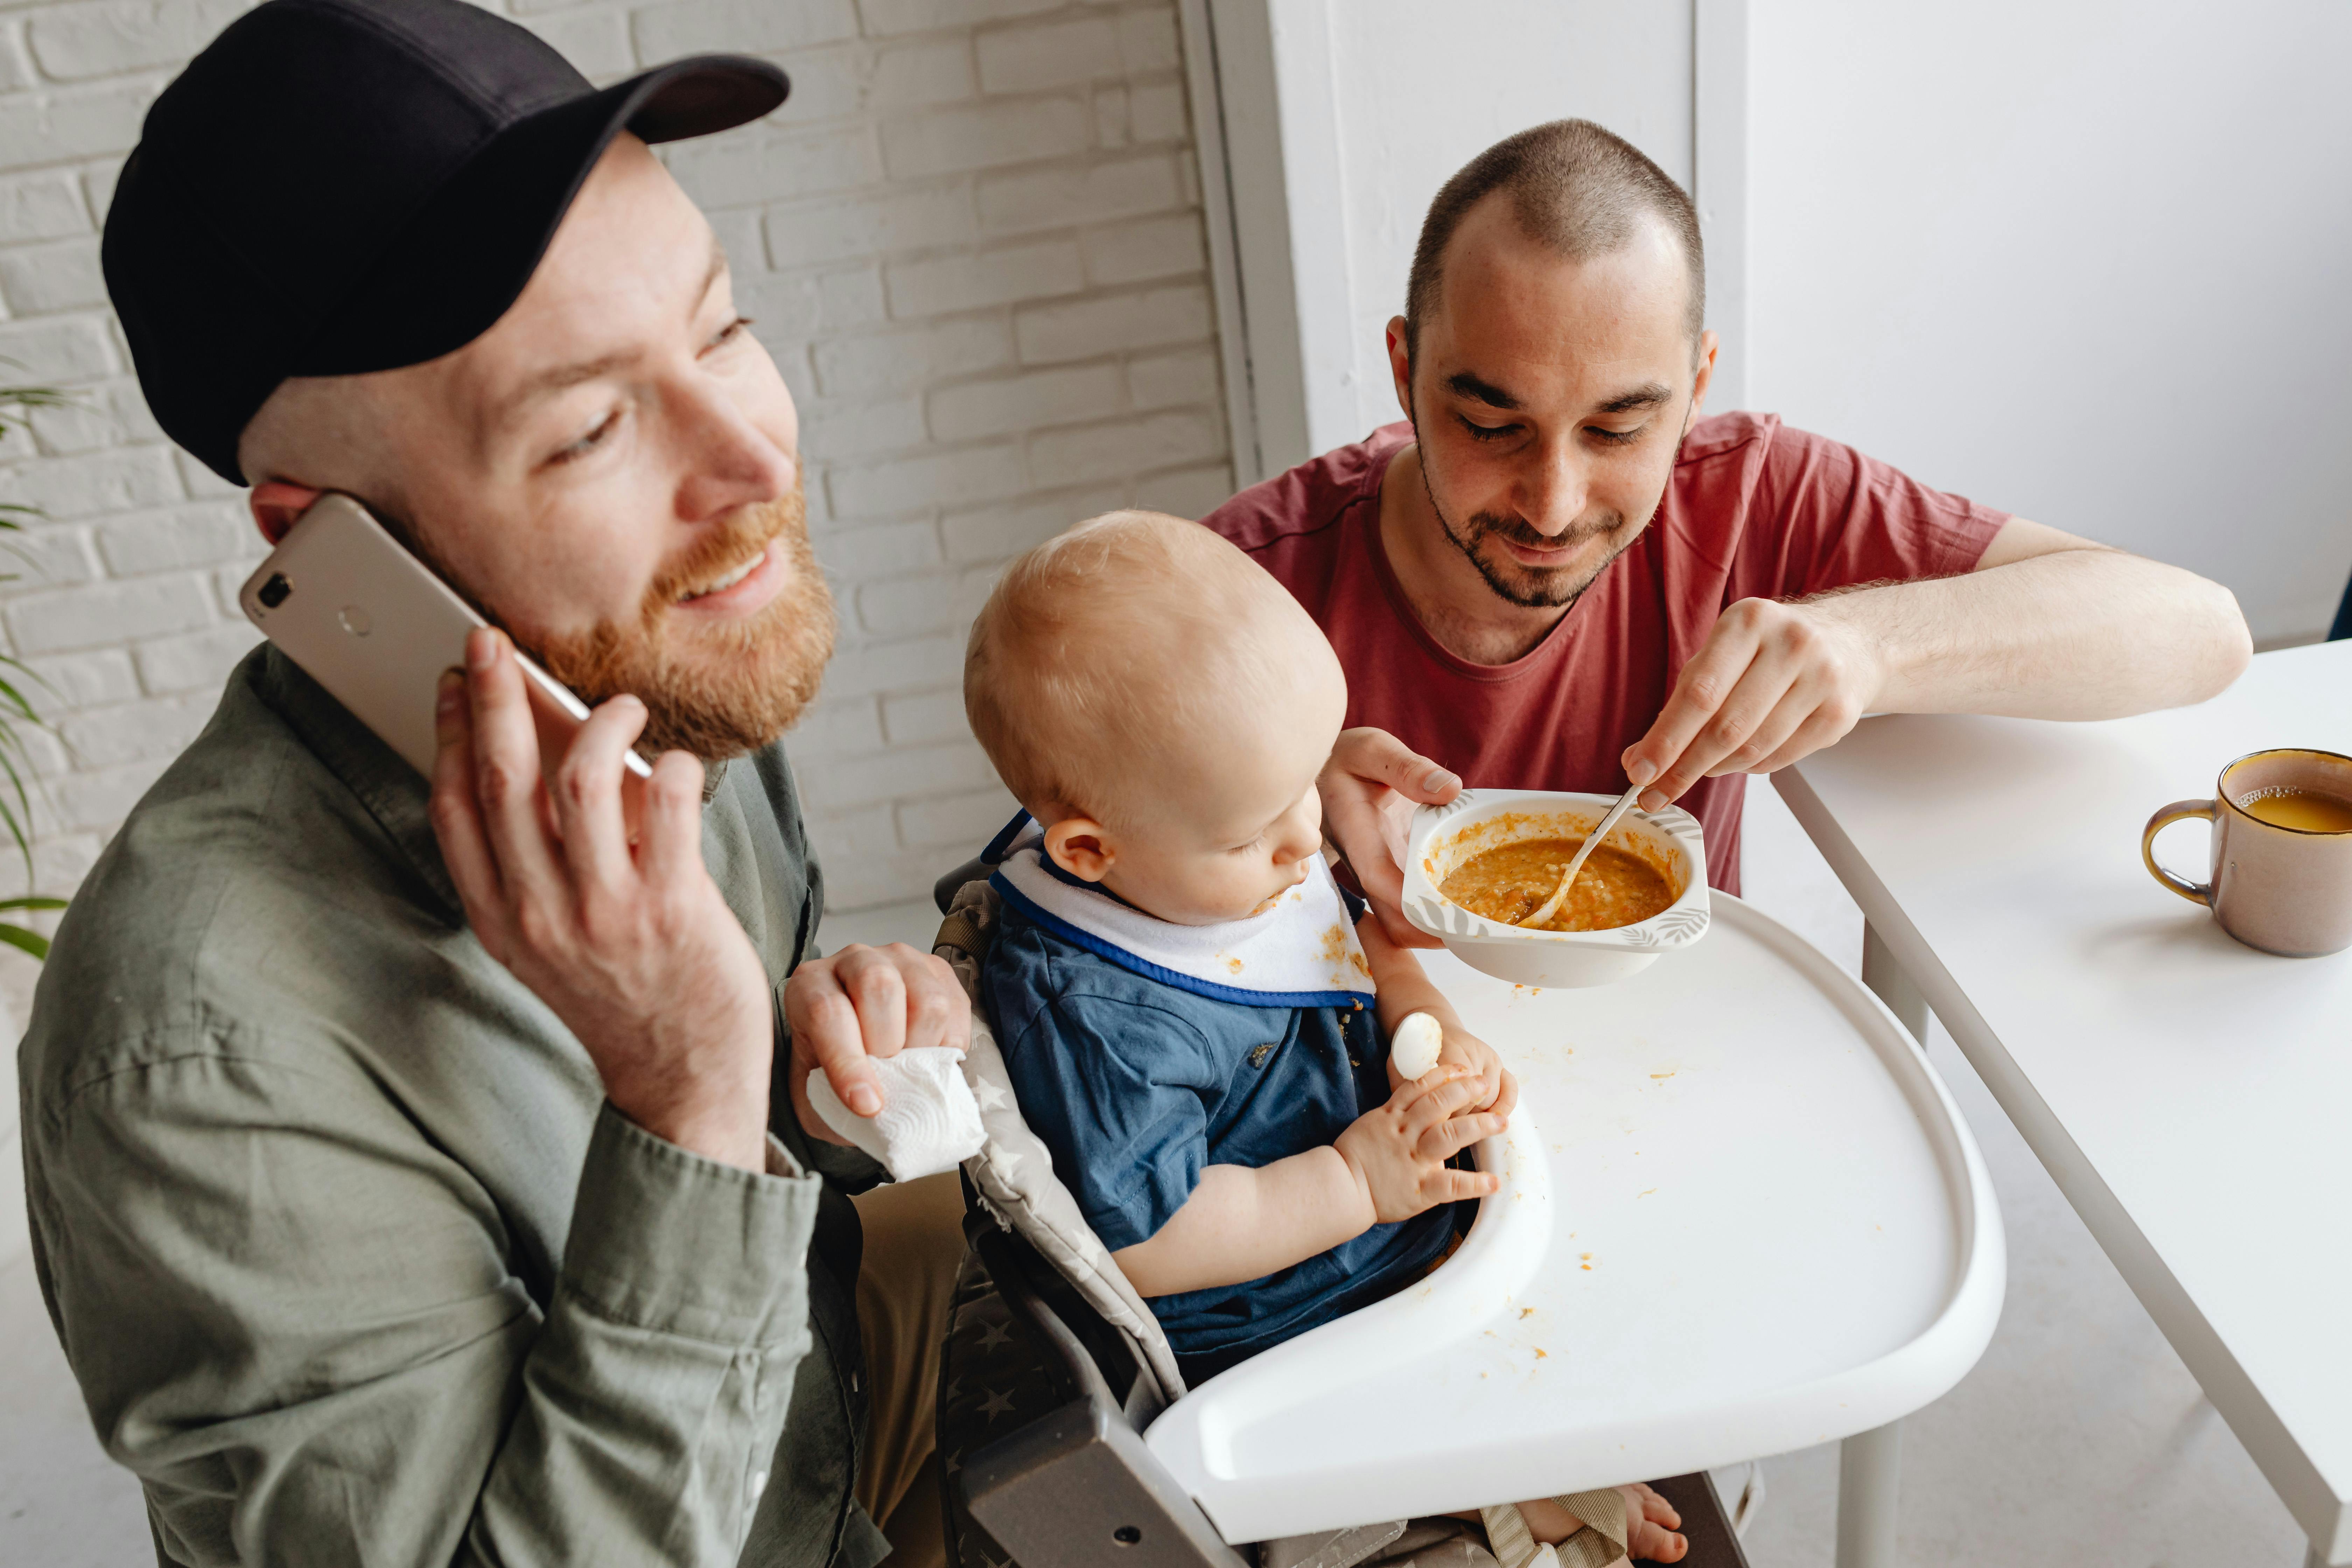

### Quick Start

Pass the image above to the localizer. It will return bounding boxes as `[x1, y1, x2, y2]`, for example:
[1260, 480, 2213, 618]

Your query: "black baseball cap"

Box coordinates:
[102, 0, 787, 485]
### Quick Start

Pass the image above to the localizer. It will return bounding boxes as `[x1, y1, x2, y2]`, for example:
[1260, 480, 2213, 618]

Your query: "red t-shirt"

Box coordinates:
[1200, 413, 2009, 895]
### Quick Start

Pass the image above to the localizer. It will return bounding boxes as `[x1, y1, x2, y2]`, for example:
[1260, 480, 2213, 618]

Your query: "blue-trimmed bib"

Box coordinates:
[984, 816, 1377, 1009]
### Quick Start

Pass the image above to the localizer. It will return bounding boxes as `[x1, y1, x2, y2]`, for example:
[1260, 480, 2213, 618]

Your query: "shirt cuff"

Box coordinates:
[561, 1102, 821, 1346]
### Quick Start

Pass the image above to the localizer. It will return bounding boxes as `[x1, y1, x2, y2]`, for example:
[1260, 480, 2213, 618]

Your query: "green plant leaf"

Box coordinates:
[0, 375, 77, 442]
[0, 670, 47, 721]
[0, 895, 66, 912]
[0, 923, 50, 960]
[0, 373, 75, 902]
[0, 652, 49, 880]
[0, 769, 41, 882]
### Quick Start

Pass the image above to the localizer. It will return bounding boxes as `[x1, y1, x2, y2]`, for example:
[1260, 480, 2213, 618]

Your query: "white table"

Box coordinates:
[1777, 640, 2352, 1568]
[1146, 901, 2003, 1561]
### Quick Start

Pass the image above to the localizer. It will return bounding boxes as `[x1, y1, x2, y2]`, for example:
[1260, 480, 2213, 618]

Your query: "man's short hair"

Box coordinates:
[1404, 119, 1706, 361]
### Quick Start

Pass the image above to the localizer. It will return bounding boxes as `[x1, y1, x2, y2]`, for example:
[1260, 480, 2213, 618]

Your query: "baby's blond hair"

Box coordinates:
[966, 511, 1330, 830]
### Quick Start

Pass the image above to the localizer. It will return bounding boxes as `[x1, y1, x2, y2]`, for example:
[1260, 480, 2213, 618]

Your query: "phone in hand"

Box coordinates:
[238, 492, 653, 800]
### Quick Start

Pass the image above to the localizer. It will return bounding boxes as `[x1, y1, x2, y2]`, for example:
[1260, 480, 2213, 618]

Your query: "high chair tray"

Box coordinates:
[1143, 894, 2004, 1542]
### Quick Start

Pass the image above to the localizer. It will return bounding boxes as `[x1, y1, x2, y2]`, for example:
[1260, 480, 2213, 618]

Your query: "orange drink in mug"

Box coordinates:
[2142, 747, 2352, 957]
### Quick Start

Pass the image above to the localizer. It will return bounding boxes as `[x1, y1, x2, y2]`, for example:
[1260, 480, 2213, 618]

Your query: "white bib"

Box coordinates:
[986, 817, 1377, 1007]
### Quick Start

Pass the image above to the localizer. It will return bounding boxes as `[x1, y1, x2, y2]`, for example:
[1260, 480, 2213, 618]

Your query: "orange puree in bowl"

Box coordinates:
[1439, 836, 1674, 932]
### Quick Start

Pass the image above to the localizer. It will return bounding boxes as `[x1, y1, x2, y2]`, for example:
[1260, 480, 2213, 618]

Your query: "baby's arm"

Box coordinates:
[1113, 1070, 1502, 1297]
[1357, 914, 1520, 1118]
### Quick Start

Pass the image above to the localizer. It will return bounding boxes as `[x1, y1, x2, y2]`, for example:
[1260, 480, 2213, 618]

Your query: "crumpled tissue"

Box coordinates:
[808, 1047, 986, 1181]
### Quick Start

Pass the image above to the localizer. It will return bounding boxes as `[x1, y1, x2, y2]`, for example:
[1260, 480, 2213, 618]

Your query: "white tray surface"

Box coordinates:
[1146, 896, 2002, 1542]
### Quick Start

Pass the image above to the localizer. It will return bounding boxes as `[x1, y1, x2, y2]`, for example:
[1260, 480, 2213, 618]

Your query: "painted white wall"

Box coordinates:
[1747, 1, 2352, 643]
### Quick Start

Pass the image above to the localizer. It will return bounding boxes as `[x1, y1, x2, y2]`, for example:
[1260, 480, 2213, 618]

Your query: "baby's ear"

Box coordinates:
[1043, 815, 1115, 882]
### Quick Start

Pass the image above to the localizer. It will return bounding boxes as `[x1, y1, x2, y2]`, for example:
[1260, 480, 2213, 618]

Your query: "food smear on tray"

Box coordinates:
[1439, 836, 1675, 932]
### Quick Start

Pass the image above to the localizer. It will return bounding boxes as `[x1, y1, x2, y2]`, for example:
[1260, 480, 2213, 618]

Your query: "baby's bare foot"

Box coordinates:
[1617, 1481, 1687, 1563]
[1488, 1481, 1686, 1565]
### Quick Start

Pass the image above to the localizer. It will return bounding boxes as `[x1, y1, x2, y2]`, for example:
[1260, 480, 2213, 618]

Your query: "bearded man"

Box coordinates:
[1214, 120, 2252, 930]
[19, 4, 976, 1565]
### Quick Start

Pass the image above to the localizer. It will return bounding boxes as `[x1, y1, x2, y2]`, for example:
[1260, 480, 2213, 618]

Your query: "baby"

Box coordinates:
[962, 511, 1688, 1568]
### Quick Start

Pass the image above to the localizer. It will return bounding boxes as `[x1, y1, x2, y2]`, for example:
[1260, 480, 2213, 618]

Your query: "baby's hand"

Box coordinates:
[1336, 1068, 1504, 1224]
[1436, 1024, 1518, 1119]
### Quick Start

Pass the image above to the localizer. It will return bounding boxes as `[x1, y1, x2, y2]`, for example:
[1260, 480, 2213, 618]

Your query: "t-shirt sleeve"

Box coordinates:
[1734, 426, 2011, 603]
[1001, 990, 1225, 1254]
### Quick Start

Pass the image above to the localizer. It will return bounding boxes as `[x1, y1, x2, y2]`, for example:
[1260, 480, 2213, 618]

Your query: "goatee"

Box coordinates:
[1425, 478, 1633, 611]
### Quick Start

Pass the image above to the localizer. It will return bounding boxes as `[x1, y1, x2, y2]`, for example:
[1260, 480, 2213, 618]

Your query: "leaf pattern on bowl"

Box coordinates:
[1421, 790, 1483, 828]
[1409, 895, 1489, 938]
[1646, 906, 1711, 945]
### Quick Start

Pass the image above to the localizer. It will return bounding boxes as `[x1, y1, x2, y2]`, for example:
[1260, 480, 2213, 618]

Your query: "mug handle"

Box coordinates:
[2141, 799, 2216, 905]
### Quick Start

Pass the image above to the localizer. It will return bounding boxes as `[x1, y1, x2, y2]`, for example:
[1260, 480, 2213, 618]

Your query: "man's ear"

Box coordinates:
[1686, 328, 1719, 432]
[249, 481, 323, 546]
[1043, 815, 1116, 882]
[1385, 315, 1413, 421]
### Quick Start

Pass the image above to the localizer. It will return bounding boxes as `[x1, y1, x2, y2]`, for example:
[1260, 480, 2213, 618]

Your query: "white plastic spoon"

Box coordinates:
[1518, 782, 1645, 929]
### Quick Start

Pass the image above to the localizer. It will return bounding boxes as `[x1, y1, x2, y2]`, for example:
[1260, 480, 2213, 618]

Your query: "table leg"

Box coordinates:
[1835, 1421, 1902, 1568]
[1861, 922, 1930, 1044]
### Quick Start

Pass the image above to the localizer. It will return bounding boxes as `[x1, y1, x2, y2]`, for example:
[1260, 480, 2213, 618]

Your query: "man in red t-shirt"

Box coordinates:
[1219, 120, 2250, 928]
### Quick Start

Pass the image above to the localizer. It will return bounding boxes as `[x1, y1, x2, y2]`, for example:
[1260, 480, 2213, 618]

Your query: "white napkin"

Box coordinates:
[807, 1047, 985, 1181]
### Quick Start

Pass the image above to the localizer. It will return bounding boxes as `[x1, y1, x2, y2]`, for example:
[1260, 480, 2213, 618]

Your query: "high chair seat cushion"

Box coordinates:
[938, 1247, 1074, 1568]
[936, 880, 1186, 1403]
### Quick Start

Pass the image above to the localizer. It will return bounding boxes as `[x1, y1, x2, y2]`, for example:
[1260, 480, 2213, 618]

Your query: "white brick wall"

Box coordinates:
[0, 0, 1236, 1015]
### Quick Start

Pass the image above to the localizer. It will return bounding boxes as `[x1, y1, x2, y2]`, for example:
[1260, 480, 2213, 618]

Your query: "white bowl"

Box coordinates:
[1402, 788, 1711, 988]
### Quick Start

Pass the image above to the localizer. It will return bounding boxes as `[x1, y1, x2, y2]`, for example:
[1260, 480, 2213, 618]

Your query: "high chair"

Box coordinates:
[925, 856, 2003, 1568]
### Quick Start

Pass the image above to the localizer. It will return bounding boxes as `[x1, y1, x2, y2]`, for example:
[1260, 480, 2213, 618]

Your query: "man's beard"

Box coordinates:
[1407, 395, 1664, 611]
[1422, 466, 1637, 611]
[536, 480, 836, 761]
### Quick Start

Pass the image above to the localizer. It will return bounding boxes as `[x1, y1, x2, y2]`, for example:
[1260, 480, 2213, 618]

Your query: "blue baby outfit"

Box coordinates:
[978, 816, 1455, 1380]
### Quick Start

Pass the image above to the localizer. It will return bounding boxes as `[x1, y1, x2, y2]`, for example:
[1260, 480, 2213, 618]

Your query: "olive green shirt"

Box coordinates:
[17, 647, 895, 1568]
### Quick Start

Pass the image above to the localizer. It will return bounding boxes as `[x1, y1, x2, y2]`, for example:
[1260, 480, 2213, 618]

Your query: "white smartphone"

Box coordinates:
[238, 492, 654, 786]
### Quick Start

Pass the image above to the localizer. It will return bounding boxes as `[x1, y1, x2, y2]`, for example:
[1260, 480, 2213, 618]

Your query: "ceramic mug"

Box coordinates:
[2141, 747, 2352, 957]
